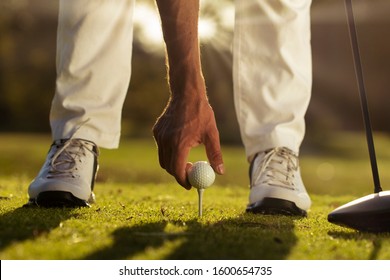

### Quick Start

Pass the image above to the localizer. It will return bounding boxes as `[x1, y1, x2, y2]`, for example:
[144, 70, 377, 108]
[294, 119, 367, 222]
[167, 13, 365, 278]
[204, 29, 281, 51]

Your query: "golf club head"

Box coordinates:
[328, 190, 390, 232]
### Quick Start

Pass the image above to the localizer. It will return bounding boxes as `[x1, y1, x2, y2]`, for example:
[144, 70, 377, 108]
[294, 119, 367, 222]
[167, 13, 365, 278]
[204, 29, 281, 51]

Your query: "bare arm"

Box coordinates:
[153, 0, 224, 189]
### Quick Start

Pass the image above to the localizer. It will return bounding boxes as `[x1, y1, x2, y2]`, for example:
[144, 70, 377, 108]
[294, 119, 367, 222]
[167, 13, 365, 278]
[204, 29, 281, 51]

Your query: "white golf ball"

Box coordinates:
[187, 161, 215, 189]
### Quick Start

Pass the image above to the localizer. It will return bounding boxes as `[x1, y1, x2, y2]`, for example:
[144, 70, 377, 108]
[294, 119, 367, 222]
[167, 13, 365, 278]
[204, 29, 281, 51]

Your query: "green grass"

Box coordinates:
[1, 133, 390, 260]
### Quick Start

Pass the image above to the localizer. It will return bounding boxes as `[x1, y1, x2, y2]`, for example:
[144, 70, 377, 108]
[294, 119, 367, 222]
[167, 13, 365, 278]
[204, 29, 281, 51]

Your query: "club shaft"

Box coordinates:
[345, 0, 382, 193]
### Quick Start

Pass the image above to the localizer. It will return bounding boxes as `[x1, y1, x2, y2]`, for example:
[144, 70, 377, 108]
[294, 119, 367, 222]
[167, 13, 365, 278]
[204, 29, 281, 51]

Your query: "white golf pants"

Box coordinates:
[234, 0, 312, 160]
[51, 0, 312, 159]
[51, 0, 135, 148]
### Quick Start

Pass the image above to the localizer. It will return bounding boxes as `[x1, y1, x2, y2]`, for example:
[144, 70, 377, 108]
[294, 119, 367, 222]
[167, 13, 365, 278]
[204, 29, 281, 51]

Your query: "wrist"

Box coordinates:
[169, 68, 207, 100]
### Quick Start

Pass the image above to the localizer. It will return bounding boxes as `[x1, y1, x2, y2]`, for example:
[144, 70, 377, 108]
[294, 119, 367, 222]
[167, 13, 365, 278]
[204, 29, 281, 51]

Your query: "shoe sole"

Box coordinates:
[32, 191, 92, 208]
[246, 197, 307, 217]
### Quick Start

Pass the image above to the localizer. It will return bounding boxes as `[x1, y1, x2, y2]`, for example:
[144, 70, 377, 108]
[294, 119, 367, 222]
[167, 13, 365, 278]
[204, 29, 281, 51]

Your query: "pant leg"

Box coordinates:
[233, 0, 312, 160]
[51, 0, 135, 149]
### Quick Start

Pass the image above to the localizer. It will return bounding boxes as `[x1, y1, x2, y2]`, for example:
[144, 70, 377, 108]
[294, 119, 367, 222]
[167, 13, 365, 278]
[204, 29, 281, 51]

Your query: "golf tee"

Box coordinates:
[197, 188, 204, 218]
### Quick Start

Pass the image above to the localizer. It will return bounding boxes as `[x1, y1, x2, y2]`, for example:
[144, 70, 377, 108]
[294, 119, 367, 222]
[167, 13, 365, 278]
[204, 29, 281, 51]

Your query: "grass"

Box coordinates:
[1, 133, 390, 260]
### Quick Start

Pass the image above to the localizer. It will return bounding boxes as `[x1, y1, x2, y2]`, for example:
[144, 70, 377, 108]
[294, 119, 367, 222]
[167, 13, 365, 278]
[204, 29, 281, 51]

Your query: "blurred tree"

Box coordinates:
[0, 0, 55, 132]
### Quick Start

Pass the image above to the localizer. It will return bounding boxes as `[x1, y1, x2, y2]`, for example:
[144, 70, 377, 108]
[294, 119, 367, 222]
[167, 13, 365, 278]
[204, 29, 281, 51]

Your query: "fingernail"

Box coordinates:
[216, 164, 225, 175]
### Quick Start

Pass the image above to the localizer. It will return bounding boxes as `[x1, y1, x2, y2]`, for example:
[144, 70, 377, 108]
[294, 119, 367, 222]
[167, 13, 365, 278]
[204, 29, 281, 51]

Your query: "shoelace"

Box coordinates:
[47, 138, 98, 179]
[252, 147, 298, 190]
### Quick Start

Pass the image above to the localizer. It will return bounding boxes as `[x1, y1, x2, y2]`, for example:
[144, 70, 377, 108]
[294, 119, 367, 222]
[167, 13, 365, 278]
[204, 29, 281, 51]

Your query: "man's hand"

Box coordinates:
[153, 95, 224, 189]
[154, 0, 224, 188]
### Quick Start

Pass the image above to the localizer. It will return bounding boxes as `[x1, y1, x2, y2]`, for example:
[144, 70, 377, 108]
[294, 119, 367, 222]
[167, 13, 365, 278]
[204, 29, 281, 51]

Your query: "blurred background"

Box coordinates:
[1, 0, 390, 146]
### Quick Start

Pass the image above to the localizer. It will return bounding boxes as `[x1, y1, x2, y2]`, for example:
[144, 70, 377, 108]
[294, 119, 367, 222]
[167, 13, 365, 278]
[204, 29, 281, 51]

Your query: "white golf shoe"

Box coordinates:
[246, 147, 311, 216]
[27, 138, 99, 207]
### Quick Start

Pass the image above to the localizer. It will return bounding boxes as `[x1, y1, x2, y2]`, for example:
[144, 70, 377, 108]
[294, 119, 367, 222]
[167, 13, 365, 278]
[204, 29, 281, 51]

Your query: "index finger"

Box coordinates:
[170, 145, 192, 190]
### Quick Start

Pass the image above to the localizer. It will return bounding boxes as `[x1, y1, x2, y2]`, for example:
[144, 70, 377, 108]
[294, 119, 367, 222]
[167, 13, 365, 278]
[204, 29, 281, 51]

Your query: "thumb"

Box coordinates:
[204, 130, 224, 175]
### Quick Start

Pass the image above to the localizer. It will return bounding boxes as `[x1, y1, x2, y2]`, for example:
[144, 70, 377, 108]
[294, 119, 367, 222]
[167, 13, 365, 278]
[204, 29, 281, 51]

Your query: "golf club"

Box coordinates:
[327, 0, 390, 232]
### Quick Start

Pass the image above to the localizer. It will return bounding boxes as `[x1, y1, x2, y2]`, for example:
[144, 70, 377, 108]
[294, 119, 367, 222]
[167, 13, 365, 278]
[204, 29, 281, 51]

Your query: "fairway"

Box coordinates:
[1, 133, 390, 259]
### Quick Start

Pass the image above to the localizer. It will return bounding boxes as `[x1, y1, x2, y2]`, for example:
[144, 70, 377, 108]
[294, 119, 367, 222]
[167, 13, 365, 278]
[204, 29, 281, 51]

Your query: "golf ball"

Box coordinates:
[188, 161, 215, 189]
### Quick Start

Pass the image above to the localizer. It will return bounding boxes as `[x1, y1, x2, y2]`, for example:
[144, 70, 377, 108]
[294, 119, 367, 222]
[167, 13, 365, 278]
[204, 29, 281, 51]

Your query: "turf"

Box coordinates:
[1, 133, 390, 260]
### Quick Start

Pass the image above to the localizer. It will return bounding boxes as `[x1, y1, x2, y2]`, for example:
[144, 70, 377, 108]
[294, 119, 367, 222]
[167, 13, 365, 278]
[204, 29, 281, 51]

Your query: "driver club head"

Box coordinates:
[328, 190, 390, 232]
[328, 0, 390, 233]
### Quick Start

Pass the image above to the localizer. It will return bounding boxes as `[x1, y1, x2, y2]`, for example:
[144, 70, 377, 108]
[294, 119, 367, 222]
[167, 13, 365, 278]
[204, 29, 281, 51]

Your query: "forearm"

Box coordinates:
[155, 0, 205, 100]
[153, 0, 224, 187]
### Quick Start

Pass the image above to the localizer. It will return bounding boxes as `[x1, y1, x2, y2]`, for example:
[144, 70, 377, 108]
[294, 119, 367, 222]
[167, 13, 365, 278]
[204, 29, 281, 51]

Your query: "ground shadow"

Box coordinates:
[84, 214, 299, 260]
[328, 230, 390, 260]
[0, 206, 74, 253]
